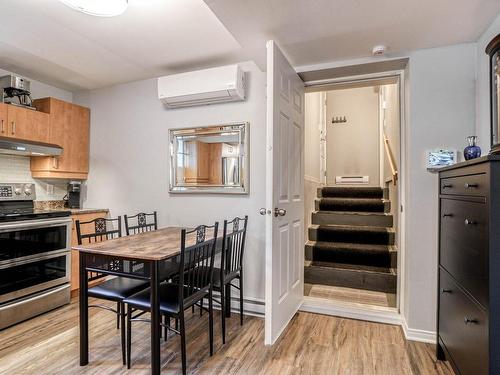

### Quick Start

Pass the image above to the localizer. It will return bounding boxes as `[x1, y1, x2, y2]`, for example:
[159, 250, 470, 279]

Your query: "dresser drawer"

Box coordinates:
[439, 269, 488, 375]
[440, 198, 488, 307]
[440, 173, 487, 196]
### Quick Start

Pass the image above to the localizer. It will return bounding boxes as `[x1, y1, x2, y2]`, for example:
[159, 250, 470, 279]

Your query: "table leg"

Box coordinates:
[150, 260, 161, 375]
[79, 252, 89, 366]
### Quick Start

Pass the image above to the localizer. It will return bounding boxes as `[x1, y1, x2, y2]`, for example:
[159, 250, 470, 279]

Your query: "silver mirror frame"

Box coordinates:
[169, 122, 249, 194]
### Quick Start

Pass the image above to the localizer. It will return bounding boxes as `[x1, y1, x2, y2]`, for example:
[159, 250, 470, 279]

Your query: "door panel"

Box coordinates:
[265, 40, 305, 345]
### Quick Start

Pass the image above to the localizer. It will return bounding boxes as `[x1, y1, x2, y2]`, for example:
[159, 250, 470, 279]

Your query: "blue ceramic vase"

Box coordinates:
[463, 136, 481, 160]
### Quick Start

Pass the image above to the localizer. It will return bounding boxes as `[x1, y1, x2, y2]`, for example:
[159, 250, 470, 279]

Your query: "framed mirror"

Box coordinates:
[486, 34, 500, 154]
[169, 122, 249, 194]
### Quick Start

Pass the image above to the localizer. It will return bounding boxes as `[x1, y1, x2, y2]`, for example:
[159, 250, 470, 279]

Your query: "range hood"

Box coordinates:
[0, 136, 63, 156]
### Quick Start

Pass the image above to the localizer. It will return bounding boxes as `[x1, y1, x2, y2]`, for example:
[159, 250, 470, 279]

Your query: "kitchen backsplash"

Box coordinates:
[0, 154, 68, 201]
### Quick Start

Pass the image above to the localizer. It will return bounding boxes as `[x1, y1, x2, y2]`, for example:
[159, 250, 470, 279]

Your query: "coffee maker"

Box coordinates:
[66, 181, 81, 209]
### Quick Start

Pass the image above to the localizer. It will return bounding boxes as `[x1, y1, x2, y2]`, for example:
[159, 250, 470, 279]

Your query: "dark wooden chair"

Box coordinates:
[124, 211, 158, 235]
[75, 216, 149, 365]
[213, 216, 248, 344]
[124, 223, 219, 374]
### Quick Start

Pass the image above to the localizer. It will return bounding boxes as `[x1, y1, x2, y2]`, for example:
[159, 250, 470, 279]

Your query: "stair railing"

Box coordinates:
[383, 132, 398, 186]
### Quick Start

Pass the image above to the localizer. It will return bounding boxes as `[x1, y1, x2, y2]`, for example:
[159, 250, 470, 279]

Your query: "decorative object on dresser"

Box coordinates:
[486, 33, 500, 155]
[436, 155, 500, 375]
[463, 136, 482, 160]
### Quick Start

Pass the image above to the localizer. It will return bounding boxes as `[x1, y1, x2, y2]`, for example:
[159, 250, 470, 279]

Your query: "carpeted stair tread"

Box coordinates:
[309, 224, 395, 245]
[308, 241, 394, 268]
[311, 261, 395, 274]
[313, 210, 390, 217]
[320, 187, 384, 199]
[318, 197, 386, 213]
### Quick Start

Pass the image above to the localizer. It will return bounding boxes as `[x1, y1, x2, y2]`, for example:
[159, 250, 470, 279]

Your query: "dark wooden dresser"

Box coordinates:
[437, 155, 500, 375]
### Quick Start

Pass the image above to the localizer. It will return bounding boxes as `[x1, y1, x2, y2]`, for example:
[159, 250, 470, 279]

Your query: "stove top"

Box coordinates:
[0, 183, 71, 223]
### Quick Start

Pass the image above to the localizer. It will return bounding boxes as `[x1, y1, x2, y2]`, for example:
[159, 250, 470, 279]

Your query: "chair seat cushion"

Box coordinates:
[88, 277, 149, 301]
[124, 283, 182, 315]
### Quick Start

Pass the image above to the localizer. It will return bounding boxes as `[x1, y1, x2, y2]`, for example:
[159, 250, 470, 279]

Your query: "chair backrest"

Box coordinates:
[221, 216, 248, 278]
[76, 216, 122, 245]
[178, 223, 219, 309]
[124, 211, 158, 235]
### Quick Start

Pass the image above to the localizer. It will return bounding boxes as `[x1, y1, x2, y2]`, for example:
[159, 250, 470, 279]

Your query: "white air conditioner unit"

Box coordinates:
[158, 64, 246, 109]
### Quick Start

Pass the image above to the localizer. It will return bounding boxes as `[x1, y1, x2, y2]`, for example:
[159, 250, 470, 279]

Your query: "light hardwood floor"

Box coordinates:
[0, 298, 454, 374]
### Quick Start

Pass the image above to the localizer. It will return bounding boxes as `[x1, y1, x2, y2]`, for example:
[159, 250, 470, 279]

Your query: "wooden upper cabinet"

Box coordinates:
[30, 98, 90, 179]
[0, 103, 50, 143]
[0, 103, 6, 137]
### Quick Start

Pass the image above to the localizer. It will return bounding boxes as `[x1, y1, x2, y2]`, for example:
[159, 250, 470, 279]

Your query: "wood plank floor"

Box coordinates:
[0, 298, 454, 374]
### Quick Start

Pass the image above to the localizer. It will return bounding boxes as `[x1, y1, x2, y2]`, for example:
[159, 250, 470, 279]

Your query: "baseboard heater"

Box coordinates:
[335, 176, 369, 184]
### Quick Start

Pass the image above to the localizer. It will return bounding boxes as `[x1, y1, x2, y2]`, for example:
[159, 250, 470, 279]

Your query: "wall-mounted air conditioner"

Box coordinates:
[158, 64, 246, 109]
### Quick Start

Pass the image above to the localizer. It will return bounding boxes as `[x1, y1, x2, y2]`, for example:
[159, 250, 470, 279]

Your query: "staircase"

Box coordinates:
[304, 186, 397, 293]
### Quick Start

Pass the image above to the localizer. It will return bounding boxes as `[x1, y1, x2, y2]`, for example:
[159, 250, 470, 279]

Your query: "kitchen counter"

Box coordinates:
[34, 200, 108, 215]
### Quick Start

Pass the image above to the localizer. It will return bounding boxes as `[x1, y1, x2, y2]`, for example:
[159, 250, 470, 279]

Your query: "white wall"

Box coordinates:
[0, 68, 74, 200]
[74, 61, 267, 302]
[405, 43, 476, 332]
[476, 14, 500, 152]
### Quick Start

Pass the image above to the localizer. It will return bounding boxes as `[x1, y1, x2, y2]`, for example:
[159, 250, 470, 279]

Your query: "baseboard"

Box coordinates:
[401, 318, 436, 343]
[204, 292, 264, 318]
[305, 175, 321, 184]
[300, 296, 402, 326]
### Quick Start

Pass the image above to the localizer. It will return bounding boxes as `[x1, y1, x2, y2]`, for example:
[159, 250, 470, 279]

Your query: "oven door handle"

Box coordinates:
[0, 217, 72, 232]
[0, 250, 71, 270]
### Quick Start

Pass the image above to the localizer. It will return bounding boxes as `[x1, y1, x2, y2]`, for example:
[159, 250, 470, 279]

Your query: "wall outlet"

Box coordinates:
[46, 183, 54, 196]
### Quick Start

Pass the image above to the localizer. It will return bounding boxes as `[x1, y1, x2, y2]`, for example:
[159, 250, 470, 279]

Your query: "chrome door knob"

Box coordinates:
[259, 208, 268, 216]
[274, 208, 286, 217]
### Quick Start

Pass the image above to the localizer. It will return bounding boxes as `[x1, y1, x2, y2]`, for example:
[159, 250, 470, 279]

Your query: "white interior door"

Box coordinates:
[264, 40, 305, 345]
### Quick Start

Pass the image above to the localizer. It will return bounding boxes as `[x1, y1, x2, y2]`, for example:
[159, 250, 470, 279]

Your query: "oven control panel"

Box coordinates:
[0, 183, 36, 201]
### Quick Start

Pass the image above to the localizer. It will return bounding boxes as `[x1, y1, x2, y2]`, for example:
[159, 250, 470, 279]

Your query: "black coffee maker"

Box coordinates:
[66, 181, 81, 209]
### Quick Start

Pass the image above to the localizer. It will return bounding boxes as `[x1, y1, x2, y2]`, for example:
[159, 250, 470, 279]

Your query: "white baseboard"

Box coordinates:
[304, 175, 321, 184]
[401, 318, 436, 343]
[300, 297, 402, 326]
[205, 293, 264, 318]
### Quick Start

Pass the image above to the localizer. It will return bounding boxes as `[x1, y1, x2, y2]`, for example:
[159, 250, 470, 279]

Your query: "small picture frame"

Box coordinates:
[426, 149, 458, 171]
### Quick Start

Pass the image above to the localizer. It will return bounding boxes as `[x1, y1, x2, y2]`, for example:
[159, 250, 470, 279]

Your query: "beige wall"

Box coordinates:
[326, 86, 380, 186]
[304, 92, 322, 239]
[381, 83, 400, 241]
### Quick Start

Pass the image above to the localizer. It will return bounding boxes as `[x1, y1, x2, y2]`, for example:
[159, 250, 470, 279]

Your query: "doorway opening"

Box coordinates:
[303, 77, 401, 311]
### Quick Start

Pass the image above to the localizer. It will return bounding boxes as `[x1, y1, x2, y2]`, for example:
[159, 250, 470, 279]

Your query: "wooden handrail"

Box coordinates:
[383, 132, 398, 186]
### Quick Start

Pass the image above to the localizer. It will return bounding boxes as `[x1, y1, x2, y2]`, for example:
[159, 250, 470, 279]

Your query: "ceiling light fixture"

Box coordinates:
[59, 0, 128, 17]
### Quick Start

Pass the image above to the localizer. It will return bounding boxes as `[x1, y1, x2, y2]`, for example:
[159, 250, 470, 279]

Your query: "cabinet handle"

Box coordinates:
[464, 183, 478, 189]
[441, 289, 452, 294]
[442, 213, 453, 218]
[442, 184, 453, 189]
[0, 119, 4, 133]
[464, 219, 476, 226]
[11, 121, 15, 135]
[52, 157, 59, 169]
[464, 317, 478, 325]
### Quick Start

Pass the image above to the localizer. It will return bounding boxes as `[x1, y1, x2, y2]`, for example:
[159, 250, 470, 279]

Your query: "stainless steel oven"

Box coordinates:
[0, 183, 72, 329]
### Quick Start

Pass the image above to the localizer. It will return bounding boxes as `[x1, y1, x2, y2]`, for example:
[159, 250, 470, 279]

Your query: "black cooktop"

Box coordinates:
[0, 201, 71, 223]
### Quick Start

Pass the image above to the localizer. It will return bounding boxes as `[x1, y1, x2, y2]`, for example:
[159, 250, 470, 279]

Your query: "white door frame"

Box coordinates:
[299, 69, 407, 324]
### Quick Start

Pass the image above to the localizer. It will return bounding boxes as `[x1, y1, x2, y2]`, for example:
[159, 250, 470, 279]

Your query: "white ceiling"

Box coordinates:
[0, 0, 499, 92]
[204, 0, 500, 68]
[0, 0, 244, 90]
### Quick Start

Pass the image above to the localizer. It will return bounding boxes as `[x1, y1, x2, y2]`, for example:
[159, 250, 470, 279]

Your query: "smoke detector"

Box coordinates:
[372, 45, 387, 56]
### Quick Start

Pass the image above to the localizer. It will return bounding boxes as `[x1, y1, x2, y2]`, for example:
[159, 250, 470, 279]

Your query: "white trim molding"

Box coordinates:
[304, 174, 321, 184]
[300, 297, 402, 326]
[402, 318, 437, 343]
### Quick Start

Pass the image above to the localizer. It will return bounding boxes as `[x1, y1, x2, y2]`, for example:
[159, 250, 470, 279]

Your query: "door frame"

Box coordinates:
[299, 69, 407, 324]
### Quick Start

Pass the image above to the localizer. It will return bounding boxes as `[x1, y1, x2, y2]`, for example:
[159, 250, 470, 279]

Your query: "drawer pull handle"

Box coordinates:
[464, 183, 478, 189]
[464, 219, 477, 226]
[442, 184, 453, 189]
[464, 317, 478, 325]
[442, 213, 453, 218]
[441, 289, 452, 294]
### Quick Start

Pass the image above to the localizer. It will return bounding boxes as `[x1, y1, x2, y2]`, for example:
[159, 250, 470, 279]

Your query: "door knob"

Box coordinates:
[259, 208, 270, 216]
[464, 219, 476, 226]
[274, 208, 286, 217]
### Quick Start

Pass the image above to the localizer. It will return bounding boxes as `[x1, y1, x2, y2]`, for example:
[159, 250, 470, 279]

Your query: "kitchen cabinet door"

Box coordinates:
[6, 104, 49, 143]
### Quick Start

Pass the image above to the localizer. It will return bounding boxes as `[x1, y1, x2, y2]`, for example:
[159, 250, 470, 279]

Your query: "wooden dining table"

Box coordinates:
[73, 226, 226, 375]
